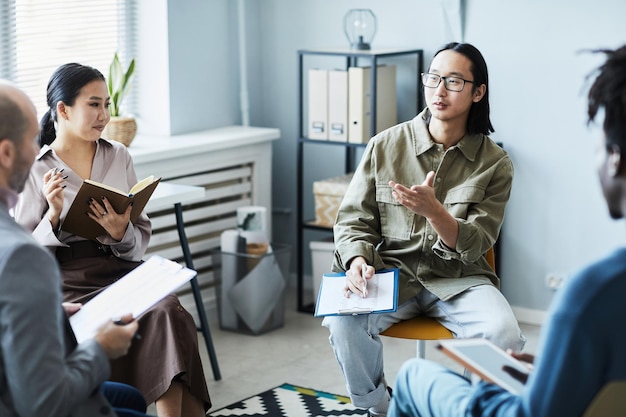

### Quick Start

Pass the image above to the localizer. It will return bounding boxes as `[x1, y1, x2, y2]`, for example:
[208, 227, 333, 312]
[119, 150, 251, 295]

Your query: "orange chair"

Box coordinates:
[582, 381, 626, 417]
[380, 247, 496, 358]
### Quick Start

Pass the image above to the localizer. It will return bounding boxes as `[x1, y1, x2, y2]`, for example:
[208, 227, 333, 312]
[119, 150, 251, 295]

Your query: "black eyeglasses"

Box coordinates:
[421, 72, 475, 92]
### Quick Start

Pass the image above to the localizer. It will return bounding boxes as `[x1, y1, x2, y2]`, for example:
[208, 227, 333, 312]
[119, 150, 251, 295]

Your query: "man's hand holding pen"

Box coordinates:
[344, 257, 371, 299]
[94, 313, 139, 360]
[114, 318, 142, 341]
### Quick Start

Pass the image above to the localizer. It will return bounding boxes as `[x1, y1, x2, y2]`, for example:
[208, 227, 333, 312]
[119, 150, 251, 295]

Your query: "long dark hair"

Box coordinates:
[39, 63, 106, 147]
[428, 42, 494, 135]
[587, 46, 626, 150]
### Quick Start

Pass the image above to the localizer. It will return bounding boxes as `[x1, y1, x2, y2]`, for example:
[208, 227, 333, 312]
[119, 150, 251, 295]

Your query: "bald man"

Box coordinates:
[0, 81, 149, 417]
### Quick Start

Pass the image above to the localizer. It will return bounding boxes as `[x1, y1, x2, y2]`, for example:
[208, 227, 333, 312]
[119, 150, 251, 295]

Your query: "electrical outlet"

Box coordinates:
[545, 273, 564, 290]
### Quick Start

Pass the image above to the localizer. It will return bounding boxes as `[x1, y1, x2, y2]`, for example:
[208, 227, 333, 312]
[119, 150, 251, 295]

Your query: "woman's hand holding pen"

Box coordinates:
[87, 196, 132, 241]
[343, 256, 372, 299]
[43, 167, 67, 229]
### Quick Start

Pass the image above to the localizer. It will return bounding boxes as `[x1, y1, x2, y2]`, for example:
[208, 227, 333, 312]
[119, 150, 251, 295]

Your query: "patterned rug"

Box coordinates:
[207, 383, 367, 416]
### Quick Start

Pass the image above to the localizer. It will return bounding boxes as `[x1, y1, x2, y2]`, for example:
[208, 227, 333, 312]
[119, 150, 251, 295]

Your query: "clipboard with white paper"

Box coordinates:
[314, 268, 399, 317]
[69, 255, 196, 343]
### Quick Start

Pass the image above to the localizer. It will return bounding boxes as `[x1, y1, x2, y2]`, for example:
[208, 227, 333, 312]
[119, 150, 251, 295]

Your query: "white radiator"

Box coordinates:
[129, 126, 280, 323]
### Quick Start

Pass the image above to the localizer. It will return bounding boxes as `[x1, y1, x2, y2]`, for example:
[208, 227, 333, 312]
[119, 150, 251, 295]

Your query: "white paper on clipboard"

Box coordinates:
[69, 255, 196, 343]
[314, 269, 398, 317]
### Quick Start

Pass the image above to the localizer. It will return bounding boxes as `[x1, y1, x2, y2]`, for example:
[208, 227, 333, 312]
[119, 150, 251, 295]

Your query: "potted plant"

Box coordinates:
[102, 52, 137, 146]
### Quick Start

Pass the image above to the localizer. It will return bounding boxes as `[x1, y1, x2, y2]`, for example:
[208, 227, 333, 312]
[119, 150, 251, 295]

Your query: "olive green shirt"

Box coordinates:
[332, 109, 513, 304]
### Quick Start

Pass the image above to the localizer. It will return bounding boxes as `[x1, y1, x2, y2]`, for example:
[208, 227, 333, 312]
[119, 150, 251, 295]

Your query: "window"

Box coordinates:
[0, 0, 137, 118]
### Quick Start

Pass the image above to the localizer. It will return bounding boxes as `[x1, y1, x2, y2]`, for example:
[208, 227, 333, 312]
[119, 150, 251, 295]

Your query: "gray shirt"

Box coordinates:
[333, 109, 513, 304]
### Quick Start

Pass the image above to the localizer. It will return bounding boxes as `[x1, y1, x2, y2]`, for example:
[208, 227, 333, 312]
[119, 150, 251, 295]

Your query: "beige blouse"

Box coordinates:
[14, 139, 151, 262]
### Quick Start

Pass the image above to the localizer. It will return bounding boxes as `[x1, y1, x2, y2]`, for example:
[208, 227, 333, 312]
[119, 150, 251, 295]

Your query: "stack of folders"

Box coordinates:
[307, 65, 397, 144]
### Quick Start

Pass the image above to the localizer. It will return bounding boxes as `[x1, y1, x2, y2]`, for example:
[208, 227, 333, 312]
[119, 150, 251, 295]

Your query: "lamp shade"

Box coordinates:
[343, 9, 377, 50]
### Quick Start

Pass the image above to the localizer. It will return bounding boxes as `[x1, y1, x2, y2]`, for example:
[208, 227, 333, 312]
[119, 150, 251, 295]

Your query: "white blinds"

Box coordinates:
[0, 0, 137, 118]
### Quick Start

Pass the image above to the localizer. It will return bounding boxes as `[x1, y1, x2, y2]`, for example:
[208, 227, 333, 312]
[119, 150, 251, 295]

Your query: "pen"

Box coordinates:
[361, 263, 368, 298]
[113, 318, 142, 341]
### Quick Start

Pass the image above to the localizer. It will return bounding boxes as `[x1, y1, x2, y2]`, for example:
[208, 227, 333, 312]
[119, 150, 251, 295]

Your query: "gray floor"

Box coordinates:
[184, 290, 543, 414]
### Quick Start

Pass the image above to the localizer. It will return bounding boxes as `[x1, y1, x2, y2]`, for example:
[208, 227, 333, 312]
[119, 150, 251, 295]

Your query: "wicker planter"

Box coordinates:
[102, 116, 137, 147]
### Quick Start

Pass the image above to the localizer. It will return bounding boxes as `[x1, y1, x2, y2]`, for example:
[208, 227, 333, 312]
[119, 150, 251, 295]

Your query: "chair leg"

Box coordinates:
[417, 340, 426, 359]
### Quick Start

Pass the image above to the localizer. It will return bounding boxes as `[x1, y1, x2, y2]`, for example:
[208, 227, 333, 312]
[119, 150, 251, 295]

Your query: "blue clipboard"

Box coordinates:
[314, 268, 399, 317]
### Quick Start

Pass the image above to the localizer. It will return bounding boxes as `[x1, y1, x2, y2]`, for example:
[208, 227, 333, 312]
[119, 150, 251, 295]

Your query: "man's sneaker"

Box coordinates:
[367, 386, 393, 417]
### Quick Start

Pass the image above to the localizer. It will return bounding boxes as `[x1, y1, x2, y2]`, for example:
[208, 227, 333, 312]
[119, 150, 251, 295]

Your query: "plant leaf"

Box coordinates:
[107, 52, 135, 117]
[121, 58, 135, 91]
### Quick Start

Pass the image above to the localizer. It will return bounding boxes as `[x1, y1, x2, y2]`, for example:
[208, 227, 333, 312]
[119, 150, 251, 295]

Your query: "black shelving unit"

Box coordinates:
[296, 47, 424, 313]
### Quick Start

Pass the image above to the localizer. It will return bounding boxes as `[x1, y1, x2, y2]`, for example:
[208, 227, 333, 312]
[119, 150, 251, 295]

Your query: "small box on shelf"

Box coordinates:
[310, 238, 335, 302]
[312, 173, 354, 227]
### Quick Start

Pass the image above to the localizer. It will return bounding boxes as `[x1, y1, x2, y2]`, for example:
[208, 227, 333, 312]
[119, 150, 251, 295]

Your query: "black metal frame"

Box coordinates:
[296, 48, 424, 313]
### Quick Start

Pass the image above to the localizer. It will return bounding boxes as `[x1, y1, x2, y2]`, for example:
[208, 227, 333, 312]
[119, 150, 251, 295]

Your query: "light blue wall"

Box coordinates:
[167, 0, 239, 134]
[164, 0, 626, 312]
[460, 0, 626, 311]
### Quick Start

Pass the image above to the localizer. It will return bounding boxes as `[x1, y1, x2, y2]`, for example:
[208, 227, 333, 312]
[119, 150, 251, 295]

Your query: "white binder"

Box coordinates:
[327, 69, 348, 142]
[348, 65, 397, 144]
[308, 68, 329, 140]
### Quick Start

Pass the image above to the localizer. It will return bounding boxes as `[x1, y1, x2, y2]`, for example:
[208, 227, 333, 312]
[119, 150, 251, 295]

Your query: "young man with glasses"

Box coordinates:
[322, 42, 524, 417]
[387, 44, 626, 417]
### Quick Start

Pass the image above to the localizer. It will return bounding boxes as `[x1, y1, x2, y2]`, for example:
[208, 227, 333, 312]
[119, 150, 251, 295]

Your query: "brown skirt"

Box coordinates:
[59, 253, 211, 410]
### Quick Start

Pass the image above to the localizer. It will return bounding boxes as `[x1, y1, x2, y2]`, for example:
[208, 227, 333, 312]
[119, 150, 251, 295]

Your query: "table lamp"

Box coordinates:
[343, 9, 377, 50]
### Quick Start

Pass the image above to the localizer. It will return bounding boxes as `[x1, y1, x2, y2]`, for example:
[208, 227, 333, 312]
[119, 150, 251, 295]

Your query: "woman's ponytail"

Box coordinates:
[38, 109, 56, 147]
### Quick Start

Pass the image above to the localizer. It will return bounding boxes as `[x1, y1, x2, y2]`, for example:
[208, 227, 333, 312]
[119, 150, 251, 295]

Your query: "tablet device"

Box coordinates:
[437, 338, 528, 394]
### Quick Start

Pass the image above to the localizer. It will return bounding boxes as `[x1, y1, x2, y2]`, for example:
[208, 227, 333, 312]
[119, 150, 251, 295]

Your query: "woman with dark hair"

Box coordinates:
[13, 63, 211, 417]
[322, 42, 524, 416]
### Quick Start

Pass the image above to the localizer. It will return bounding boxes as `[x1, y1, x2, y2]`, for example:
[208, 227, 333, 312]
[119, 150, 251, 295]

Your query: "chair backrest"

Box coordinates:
[582, 381, 626, 417]
[486, 246, 495, 272]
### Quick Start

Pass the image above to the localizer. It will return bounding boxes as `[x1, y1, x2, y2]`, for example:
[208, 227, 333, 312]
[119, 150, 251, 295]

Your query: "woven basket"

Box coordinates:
[102, 116, 137, 147]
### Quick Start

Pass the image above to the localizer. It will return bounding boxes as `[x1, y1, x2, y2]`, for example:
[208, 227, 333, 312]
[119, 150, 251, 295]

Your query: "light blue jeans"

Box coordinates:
[322, 284, 525, 409]
[388, 358, 473, 417]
